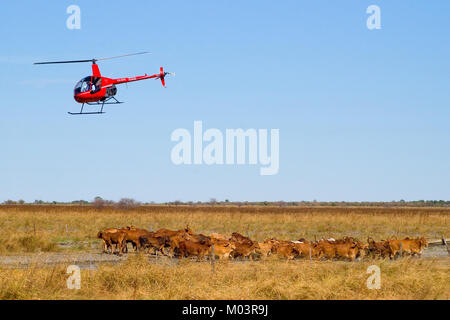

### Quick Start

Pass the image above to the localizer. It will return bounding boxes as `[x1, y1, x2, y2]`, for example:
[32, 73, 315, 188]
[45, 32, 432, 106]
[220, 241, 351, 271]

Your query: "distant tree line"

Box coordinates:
[2, 198, 449, 207]
[1, 197, 141, 209]
[164, 199, 450, 207]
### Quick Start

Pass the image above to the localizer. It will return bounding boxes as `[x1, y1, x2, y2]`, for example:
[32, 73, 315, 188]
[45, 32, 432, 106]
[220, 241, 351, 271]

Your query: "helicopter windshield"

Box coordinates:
[74, 76, 92, 95]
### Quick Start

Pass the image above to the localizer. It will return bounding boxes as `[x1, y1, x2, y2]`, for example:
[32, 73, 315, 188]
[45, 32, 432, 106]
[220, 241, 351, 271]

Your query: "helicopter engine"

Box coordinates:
[105, 85, 117, 98]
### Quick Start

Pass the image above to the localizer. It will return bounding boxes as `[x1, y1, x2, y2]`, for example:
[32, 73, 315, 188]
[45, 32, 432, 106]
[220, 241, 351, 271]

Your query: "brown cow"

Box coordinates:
[292, 242, 323, 259]
[358, 243, 370, 259]
[263, 238, 291, 252]
[316, 241, 337, 260]
[231, 242, 260, 260]
[230, 232, 254, 246]
[165, 233, 190, 257]
[210, 240, 236, 260]
[139, 233, 169, 255]
[97, 228, 120, 253]
[316, 240, 361, 261]
[334, 242, 361, 261]
[185, 233, 212, 246]
[367, 237, 392, 259]
[256, 241, 273, 258]
[388, 237, 428, 258]
[121, 228, 153, 252]
[120, 226, 148, 252]
[98, 230, 127, 256]
[178, 239, 211, 261]
[273, 243, 297, 260]
[154, 226, 193, 238]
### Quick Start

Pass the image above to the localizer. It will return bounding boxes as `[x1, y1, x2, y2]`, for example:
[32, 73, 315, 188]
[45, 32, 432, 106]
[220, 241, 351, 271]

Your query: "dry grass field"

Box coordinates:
[0, 205, 448, 300]
[0, 254, 449, 300]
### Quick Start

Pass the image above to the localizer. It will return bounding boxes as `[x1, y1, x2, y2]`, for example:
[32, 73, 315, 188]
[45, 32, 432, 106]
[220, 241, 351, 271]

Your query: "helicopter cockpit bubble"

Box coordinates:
[74, 76, 92, 95]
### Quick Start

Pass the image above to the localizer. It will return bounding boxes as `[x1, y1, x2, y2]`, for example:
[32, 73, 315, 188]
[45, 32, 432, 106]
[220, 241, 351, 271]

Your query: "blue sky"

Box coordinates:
[0, 0, 449, 202]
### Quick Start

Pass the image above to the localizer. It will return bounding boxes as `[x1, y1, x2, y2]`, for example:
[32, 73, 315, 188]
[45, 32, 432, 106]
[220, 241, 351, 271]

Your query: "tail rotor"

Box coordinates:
[155, 67, 175, 88]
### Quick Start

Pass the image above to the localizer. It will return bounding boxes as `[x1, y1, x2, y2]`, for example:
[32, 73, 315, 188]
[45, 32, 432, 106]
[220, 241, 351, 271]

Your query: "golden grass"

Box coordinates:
[0, 205, 448, 300]
[0, 205, 448, 254]
[0, 254, 448, 300]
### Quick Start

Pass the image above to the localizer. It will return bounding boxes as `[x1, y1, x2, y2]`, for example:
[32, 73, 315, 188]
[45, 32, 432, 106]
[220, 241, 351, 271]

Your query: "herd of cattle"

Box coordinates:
[96, 226, 429, 261]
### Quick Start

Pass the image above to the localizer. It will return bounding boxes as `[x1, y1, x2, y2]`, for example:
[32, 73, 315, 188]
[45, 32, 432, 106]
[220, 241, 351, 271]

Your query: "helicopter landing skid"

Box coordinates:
[68, 97, 123, 115]
[68, 111, 106, 115]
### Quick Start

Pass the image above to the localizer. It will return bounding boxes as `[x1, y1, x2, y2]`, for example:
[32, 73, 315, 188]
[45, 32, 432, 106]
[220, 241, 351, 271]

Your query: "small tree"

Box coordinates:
[92, 197, 105, 209]
[116, 198, 141, 210]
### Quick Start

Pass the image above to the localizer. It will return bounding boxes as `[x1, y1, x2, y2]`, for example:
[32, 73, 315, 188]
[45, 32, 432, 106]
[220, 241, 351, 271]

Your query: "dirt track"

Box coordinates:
[0, 243, 448, 269]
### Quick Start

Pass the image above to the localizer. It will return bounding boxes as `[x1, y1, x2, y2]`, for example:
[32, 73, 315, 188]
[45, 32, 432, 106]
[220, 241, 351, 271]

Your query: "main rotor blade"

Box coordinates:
[96, 51, 150, 61]
[34, 59, 93, 65]
[34, 52, 150, 65]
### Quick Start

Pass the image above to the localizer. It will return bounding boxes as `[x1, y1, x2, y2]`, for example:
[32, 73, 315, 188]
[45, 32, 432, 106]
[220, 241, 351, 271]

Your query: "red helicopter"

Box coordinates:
[34, 52, 174, 115]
